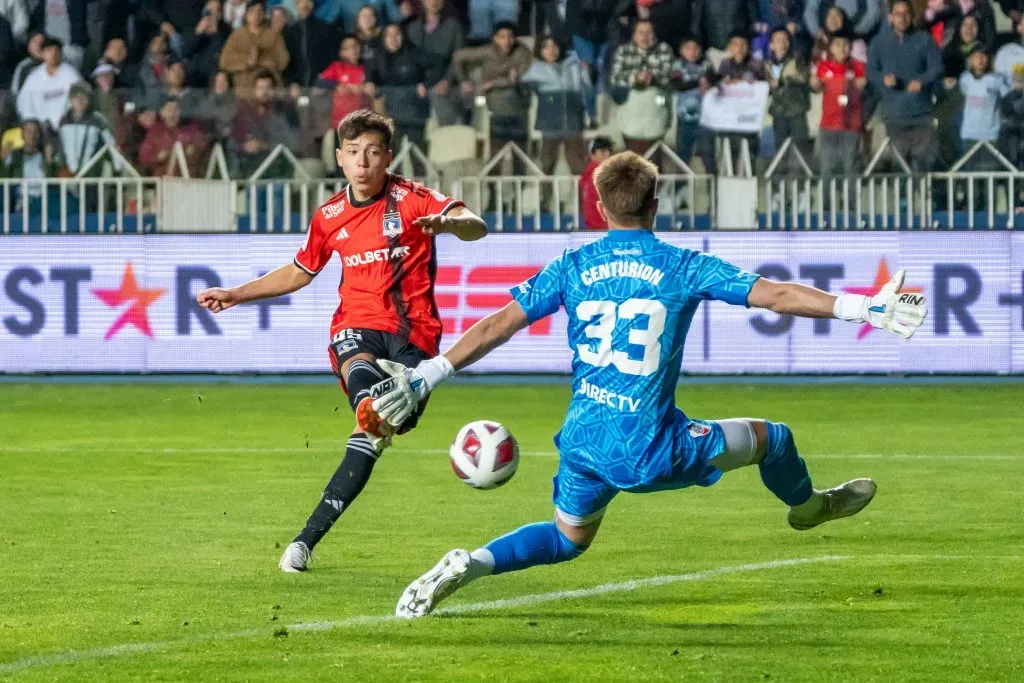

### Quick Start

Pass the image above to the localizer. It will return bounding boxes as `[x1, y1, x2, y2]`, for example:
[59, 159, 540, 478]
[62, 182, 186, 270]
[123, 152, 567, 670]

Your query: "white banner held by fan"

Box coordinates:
[699, 81, 770, 134]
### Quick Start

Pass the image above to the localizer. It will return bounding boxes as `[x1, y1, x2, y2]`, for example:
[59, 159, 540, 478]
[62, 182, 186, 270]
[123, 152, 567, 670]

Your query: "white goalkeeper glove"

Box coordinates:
[369, 356, 455, 428]
[833, 269, 927, 339]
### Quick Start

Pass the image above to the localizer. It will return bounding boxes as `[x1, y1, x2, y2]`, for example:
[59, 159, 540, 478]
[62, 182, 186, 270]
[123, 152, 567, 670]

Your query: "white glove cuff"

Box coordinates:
[417, 355, 455, 392]
[833, 294, 868, 322]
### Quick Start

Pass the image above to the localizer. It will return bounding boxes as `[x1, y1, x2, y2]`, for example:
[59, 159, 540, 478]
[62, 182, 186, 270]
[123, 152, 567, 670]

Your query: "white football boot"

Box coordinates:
[788, 478, 877, 531]
[395, 549, 471, 619]
[278, 541, 311, 573]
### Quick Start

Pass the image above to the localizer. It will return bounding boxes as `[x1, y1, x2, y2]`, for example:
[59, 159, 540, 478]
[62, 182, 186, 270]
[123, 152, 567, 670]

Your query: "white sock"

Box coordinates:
[463, 548, 495, 584]
[791, 490, 825, 516]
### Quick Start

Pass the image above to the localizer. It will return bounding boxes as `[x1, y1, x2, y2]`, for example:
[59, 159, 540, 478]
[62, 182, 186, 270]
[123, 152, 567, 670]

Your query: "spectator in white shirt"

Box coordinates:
[16, 37, 82, 131]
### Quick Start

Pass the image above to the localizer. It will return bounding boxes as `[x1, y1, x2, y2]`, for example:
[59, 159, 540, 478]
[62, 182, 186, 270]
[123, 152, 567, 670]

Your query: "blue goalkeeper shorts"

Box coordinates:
[552, 413, 726, 525]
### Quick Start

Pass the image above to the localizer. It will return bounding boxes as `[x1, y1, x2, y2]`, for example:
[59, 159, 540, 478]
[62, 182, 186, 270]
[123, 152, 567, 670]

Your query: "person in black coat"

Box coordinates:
[366, 24, 432, 151]
[179, 0, 232, 87]
[283, 0, 339, 88]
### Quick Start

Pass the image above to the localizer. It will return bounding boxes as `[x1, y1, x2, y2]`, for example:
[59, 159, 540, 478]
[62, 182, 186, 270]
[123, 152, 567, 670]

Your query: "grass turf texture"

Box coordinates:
[0, 383, 1022, 682]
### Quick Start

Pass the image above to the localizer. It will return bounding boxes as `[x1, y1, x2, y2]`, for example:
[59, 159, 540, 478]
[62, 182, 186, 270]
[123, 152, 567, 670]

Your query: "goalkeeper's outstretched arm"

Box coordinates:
[747, 269, 927, 339]
[443, 301, 530, 371]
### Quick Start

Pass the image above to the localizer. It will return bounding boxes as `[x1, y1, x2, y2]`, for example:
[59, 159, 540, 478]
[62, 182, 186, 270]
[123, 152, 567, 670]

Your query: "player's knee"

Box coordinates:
[763, 421, 795, 465]
[712, 418, 761, 472]
[555, 527, 589, 562]
[345, 359, 386, 411]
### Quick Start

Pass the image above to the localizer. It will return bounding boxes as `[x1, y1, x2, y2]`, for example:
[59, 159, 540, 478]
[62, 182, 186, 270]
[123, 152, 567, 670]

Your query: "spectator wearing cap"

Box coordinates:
[316, 35, 371, 128]
[453, 21, 533, 157]
[690, 0, 758, 53]
[98, 37, 139, 90]
[766, 27, 810, 156]
[11, 30, 44, 95]
[16, 37, 82, 131]
[804, 0, 881, 44]
[610, 19, 673, 158]
[867, 0, 942, 172]
[811, 30, 866, 202]
[521, 36, 589, 177]
[467, 0, 518, 43]
[220, 0, 290, 96]
[579, 136, 612, 229]
[91, 62, 135, 155]
[366, 24, 432, 151]
[180, 0, 232, 87]
[139, 97, 210, 176]
[406, 0, 465, 125]
[233, 69, 299, 176]
[283, 0, 338, 88]
[670, 37, 716, 174]
[58, 81, 118, 176]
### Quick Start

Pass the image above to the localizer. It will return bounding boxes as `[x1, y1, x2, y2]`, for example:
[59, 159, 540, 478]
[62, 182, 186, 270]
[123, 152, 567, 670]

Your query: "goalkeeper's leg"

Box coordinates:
[280, 355, 390, 572]
[711, 419, 876, 531]
[396, 515, 600, 619]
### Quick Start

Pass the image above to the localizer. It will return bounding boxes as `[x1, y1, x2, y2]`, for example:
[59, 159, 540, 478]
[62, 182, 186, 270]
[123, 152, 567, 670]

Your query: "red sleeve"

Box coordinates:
[418, 184, 464, 216]
[816, 62, 826, 79]
[294, 212, 332, 275]
[853, 61, 866, 77]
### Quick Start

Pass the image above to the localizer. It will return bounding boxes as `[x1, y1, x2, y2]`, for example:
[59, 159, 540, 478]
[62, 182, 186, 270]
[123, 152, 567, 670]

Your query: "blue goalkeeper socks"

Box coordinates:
[759, 422, 814, 506]
[481, 521, 588, 575]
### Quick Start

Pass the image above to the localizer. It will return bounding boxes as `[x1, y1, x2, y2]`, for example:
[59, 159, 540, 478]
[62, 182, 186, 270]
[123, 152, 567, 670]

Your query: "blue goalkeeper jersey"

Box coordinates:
[511, 230, 760, 488]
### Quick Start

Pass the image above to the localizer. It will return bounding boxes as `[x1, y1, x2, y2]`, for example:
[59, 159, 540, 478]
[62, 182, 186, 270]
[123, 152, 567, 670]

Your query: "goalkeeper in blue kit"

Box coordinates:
[363, 152, 928, 619]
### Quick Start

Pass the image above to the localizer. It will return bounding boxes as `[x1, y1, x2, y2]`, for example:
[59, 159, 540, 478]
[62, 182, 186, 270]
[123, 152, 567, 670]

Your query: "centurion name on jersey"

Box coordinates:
[294, 175, 463, 356]
[511, 229, 761, 490]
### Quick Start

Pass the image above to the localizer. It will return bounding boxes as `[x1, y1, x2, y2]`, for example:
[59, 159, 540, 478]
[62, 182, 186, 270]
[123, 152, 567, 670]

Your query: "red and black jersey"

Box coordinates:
[294, 174, 463, 356]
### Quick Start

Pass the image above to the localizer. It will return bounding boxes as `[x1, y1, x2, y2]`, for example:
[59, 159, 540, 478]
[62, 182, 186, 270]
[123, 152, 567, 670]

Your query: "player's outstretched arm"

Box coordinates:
[747, 269, 927, 339]
[195, 263, 313, 313]
[412, 205, 487, 241]
[370, 302, 530, 428]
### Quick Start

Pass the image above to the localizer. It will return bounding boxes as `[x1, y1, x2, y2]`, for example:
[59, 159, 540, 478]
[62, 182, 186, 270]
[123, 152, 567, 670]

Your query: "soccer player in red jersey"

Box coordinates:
[196, 110, 486, 572]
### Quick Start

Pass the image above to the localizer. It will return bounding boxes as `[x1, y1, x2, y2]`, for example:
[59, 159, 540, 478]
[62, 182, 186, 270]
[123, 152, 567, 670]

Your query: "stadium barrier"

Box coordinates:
[2, 232, 1022, 374]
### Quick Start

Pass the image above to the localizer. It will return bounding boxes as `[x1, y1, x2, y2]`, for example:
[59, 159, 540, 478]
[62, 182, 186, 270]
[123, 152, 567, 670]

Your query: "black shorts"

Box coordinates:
[328, 328, 431, 433]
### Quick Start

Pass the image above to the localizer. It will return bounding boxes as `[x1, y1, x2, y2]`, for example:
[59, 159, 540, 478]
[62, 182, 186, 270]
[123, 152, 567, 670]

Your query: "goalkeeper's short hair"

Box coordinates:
[593, 151, 659, 226]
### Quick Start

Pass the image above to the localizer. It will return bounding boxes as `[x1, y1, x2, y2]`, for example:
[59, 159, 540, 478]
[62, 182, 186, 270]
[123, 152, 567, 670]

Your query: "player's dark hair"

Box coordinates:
[593, 152, 658, 226]
[336, 109, 395, 150]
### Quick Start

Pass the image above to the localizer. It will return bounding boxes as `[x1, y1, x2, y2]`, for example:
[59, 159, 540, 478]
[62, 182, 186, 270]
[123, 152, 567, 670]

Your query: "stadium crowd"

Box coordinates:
[2, 0, 1024, 201]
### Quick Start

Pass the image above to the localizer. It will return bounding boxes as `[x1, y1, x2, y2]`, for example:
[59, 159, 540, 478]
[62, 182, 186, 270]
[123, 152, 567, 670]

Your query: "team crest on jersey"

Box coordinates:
[389, 186, 408, 202]
[688, 422, 711, 438]
[382, 212, 403, 239]
[322, 199, 345, 220]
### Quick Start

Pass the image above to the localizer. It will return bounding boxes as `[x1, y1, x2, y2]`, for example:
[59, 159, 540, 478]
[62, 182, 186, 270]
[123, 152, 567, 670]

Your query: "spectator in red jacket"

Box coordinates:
[316, 35, 373, 128]
[579, 136, 612, 229]
[139, 97, 210, 177]
[811, 30, 866, 204]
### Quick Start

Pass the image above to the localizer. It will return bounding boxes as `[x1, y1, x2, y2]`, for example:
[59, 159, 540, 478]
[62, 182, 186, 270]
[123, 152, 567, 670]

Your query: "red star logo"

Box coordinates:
[843, 258, 923, 340]
[91, 263, 166, 340]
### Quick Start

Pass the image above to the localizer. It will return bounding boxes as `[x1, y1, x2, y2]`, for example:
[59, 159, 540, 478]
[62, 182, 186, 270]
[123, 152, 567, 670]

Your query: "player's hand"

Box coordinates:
[413, 214, 451, 236]
[370, 360, 424, 428]
[196, 287, 239, 313]
[835, 269, 928, 339]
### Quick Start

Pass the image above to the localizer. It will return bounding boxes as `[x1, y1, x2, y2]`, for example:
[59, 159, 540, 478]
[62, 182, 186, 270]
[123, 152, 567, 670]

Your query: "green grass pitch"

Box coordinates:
[1, 382, 1022, 682]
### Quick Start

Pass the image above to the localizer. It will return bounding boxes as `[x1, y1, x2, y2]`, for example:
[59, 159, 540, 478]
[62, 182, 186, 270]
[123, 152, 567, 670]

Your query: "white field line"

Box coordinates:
[0, 555, 845, 674]
[0, 446, 1020, 461]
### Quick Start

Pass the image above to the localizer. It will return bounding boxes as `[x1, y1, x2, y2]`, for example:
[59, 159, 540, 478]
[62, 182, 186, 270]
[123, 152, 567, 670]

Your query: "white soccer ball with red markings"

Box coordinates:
[449, 420, 519, 489]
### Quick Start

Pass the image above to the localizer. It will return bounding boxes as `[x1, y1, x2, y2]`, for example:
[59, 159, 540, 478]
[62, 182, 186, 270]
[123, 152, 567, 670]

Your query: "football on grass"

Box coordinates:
[449, 420, 519, 489]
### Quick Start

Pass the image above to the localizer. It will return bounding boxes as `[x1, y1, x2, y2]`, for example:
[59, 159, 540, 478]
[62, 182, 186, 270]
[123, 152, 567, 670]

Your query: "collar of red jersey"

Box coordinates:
[347, 176, 391, 208]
